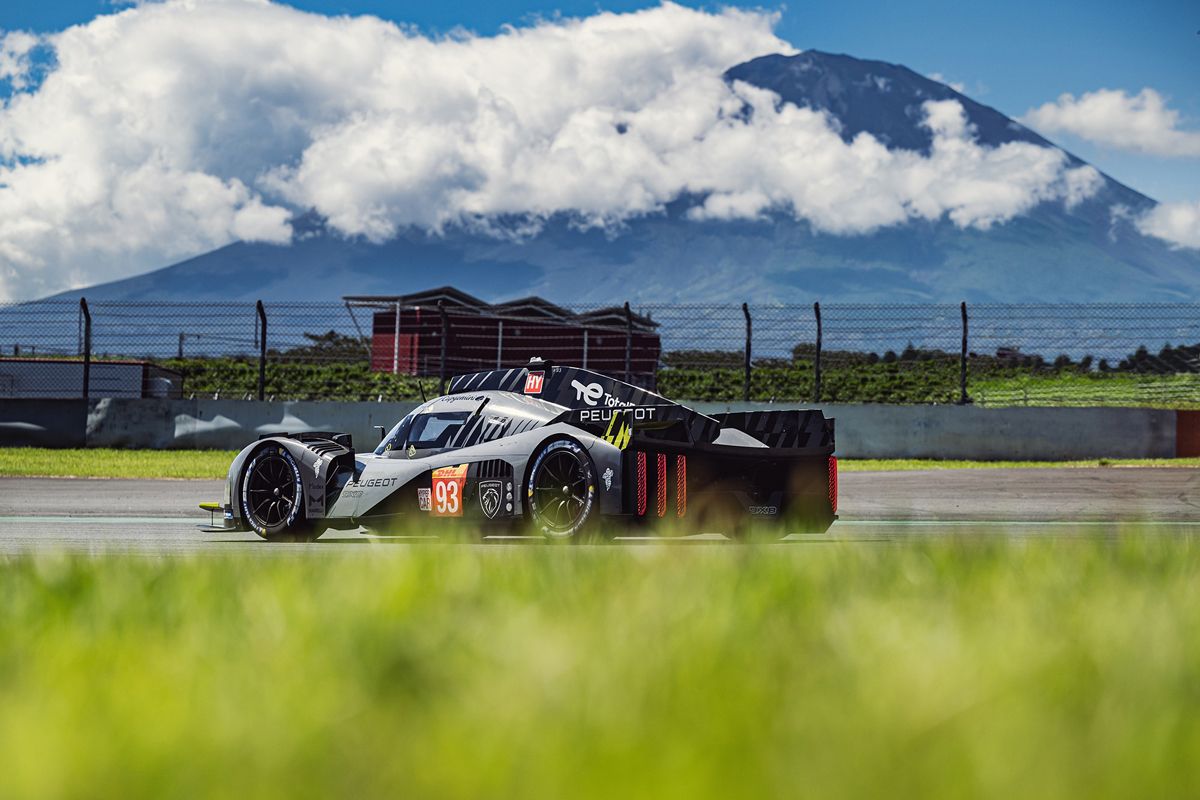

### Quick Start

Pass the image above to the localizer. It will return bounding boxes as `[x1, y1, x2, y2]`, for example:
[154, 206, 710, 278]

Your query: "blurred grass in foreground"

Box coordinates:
[2, 448, 1198, 480]
[1, 535, 1199, 798]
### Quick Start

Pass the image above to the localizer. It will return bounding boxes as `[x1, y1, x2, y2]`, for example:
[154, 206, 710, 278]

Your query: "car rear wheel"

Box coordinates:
[240, 445, 322, 542]
[526, 439, 598, 540]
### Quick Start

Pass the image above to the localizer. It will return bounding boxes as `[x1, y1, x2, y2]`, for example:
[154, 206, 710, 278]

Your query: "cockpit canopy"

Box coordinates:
[373, 391, 563, 458]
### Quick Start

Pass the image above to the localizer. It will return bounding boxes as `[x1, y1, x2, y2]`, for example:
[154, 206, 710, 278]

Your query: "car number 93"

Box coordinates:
[431, 464, 468, 517]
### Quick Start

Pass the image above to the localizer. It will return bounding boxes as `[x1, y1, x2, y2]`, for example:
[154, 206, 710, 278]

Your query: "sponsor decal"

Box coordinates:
[602, 468, 614, 491]
[478, 479, 503, 519]
[523, 371, 545, 394]
[579, 406, 656, 424]
[407, 445, 417, 459]
[431, 464, 468, 517]
[346, 476, 399, 489]
[313, 461, 321, 477]
[417, 487, 432, 511]
[571, 379, 604, 406]
[571, 379, 634, 408]
[736, 491, 785, 516]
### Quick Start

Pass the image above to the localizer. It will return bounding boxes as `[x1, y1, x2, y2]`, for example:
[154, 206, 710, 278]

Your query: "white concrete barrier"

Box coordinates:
[696, 403, 1177, 460]
[85, 398, 421, 451]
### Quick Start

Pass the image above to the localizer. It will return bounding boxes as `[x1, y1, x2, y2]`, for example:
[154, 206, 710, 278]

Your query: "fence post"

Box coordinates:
[256, 301, 267, 402]
[497, 319, 504, 368]
[79, 298, 91, 400]
[392, 300, 401, 375]
[742, 302, 752, 402]
[959, 301, 969, 405]
[813, 301, 822, 404]
[438, 300, 449, 395]
[624, 302, 632, 383]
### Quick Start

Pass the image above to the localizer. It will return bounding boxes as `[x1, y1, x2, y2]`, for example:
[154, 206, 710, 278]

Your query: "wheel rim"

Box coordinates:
[245, 452, 298, 529]
[531, 449, 589, 533]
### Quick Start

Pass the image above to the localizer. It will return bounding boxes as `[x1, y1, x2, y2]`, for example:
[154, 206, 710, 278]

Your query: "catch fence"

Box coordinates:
[1, 298, 1199, 407]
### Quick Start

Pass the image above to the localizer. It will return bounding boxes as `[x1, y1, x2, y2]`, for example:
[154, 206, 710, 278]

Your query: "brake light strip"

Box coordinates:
[656, 454, 667, 518]
[676, 455, 687, 517]
[636, 451, 647, 516]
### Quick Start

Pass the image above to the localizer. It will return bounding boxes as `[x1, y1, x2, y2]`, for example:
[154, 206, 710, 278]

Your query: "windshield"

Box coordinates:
[374, 411, 415, 456]
[373, 410, 471, 458]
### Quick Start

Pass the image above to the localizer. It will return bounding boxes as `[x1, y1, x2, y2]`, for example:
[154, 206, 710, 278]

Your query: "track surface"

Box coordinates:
[0, 468, 1198, 554]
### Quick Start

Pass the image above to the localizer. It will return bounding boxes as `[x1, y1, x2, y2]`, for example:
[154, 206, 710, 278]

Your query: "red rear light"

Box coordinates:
[828, 456, 838, 515]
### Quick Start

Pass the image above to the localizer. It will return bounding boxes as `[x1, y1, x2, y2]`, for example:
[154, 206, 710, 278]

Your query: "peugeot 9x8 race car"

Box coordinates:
[204, 359, 837, 541]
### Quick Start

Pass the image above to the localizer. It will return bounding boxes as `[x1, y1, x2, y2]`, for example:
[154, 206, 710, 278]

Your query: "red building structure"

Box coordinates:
[344, 287, 661, 384]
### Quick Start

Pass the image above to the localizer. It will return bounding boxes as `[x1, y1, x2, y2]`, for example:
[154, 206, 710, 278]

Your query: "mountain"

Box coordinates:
[56, 50, 1200, 305]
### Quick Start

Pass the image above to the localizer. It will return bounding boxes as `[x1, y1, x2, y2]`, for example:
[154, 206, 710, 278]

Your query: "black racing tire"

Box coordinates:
[525, 438, 599, 540]
[239, 444, 322, 542]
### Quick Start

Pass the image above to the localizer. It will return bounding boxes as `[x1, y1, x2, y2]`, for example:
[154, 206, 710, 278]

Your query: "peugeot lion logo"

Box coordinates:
[479, 480, 503, 519]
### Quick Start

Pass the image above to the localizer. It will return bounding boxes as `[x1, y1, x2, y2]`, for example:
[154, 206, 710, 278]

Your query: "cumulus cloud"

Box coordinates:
[1022, 88, 1200, 158]
[1137, 201, 1200, 250]
[0, 31, 39, 89]
[927, 72, 966, 94]
[0, 0, 1101, 300]
[686, 94, 1101, 230]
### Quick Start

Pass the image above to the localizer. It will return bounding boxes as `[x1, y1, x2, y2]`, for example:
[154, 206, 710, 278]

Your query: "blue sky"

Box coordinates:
[3, 0, 1198, 201]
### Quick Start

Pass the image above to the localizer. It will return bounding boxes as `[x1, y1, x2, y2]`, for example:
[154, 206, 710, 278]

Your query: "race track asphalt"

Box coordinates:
[0, 467, 1197, 554]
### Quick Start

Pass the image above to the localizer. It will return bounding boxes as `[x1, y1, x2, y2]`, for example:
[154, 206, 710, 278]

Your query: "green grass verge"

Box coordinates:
[971, 372, 1200, 409]
[0, 448, 237, 479]
[841, 457, 1200, 471]
[1, 449, 1197, 480]
[2, 538, 1199, 798]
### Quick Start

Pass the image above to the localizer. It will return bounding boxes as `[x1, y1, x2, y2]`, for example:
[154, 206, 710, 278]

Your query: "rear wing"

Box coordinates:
[449, 361, 833, 454]
[447, 361, 667, 410]
[713, 410, 834, 455]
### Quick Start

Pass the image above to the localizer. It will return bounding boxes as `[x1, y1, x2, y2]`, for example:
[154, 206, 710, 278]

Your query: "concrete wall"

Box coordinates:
[0, 397, 1188, 459]
[0, 399, 87, 448]
[697, 403, 1178, 460]
[85, 398, 421, 451]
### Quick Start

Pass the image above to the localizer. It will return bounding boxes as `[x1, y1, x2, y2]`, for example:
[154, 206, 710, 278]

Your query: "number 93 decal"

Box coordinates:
[430, 464, 468, 517]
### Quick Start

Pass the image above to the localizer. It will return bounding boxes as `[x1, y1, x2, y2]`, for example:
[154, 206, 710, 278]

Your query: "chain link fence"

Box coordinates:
[1, 298, 1199, 406]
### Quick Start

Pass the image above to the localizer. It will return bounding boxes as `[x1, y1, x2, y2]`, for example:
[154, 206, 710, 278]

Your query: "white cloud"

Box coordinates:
[927, 72, 966, 94]
[0, 0, 1102, 301]
[686, 95, 1100, 231]
[0, 31, 38, 89]
[1022, 88, 1200, 158]
[1137, 201, 1200, 250]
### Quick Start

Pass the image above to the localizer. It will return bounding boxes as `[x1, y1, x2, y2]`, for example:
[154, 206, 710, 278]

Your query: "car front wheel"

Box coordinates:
[240, 445, 322, 542]
[525, 439, 598, 540]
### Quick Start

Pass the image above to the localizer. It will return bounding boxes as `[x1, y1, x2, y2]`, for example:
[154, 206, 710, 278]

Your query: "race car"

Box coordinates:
[204, 358, 837, 541]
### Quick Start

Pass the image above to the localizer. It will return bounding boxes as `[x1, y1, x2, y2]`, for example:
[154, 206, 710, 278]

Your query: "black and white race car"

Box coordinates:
[205, 359, 837, 541]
